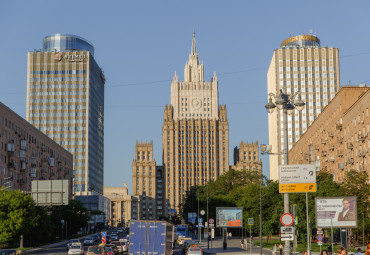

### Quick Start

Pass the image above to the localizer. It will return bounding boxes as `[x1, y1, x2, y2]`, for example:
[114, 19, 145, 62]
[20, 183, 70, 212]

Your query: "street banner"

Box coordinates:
[315, 197, 357, 228]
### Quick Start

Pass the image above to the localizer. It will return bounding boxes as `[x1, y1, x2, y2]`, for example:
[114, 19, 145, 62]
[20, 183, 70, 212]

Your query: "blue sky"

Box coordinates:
[1, 1, 370, 192]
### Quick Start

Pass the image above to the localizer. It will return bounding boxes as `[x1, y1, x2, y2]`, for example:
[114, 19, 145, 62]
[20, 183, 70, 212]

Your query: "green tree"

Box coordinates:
[0, 189, 40, 247]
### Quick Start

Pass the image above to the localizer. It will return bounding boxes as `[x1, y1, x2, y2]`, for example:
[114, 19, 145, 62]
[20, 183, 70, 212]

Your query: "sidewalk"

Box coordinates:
[197, 238, 273, 255]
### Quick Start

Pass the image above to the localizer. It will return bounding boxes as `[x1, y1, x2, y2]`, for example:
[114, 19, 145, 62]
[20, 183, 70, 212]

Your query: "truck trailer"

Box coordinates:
[129, 220, 174, 255]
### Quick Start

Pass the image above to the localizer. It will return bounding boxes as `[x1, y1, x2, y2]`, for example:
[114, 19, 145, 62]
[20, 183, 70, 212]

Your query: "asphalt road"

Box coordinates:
[26, 230, 129, 255]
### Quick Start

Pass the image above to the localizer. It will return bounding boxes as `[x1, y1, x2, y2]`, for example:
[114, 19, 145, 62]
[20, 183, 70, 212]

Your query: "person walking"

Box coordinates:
[279, 243, 283, 255]
[273, 244, 277, 255]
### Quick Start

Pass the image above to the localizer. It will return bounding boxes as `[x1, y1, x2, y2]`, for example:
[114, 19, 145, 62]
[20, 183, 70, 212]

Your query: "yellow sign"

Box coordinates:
[279, 183, 316, 193]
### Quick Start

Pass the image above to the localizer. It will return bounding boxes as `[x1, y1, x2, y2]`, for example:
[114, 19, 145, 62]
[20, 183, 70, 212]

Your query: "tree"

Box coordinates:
[0, 189, 40, 247]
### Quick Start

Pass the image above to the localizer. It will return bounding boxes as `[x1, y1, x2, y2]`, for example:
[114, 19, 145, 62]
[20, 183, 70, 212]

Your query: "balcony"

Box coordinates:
[336, 123, 342, 130]
[329, 145, 335, 151]
[337, 151, 343, 157]
[321, 151, 327, 157]
[31, 157, 37, 166]
[18, 179, 26, 185]
[337, 137, 343, 144]
[7, 141, 15, 155]
[30, 173, 36, 178]
[328, 132, 334, 138]
[20, 161, 26, 171]
[41, 168, 48, 173]
[358, 133, 368, 142]
[347, 143, 354, 150]
[49, 157, 55, 167]
[357, 151, 366, 158]
[347, 158, 354, 165]
[338, 163, 344, 170]
[321, 138, 327, 144]
[7, 161, 15, 168]
[328, 156, 335, 162]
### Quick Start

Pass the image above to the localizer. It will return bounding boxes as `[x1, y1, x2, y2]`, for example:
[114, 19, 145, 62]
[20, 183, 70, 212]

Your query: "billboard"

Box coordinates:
[216, 207, 243, 228]
[31, 180, 69, 205]
[315, 197, 357, 228]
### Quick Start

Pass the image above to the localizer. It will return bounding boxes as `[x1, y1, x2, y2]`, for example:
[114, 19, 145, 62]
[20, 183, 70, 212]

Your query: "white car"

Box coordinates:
[84, 236, 94, 245]
[187, 246, 203, 255]
[121, 241, 128, 252]
[67, 239, 81, 250]
[68, 243, 84, 255]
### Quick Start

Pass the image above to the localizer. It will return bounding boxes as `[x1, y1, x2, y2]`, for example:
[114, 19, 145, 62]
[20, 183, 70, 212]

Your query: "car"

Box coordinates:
[92, 235, 100, 242]
[117, 228, 123, 233]
[120, 241, 128, 252]
[183, 240, 199, 253]
[106, 235, 111, 243]
[110, 241, 123, 254]
[111, 234, 118, 241]
[67, 239, 81, 250]
[84, 236, 95, 245]
[68, 242, 84, 255]
[187, 246, 203, 255]
[87, 245, 106, 255]
[106, 247, 115, 255]
[106, 244, 118, 255]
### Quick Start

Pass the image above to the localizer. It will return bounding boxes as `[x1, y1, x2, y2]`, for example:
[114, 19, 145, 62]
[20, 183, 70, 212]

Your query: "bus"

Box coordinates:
[175, 225, 188, 237]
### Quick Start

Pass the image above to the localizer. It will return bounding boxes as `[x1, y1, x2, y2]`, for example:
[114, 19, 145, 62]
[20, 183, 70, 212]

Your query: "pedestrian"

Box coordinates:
[302, 251, 307, 255]
[366, 243, 370, 255]
[273, 244, 277, 255]
[279, 243, 283, 255]
[337, 247, 344, 255]
[341, 248, 348, 255]
[355, 248, 362, 255]
[321, 250, 328, 255]
[230, 232, 232, 239]
[327, 246, 333, 255]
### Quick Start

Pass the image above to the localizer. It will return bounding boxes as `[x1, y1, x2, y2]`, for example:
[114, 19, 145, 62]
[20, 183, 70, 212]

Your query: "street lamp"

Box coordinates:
[264, 89, 305, 255]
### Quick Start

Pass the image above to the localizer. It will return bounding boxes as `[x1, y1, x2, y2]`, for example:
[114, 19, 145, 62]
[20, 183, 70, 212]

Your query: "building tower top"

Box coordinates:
[42, 33, 95, 56]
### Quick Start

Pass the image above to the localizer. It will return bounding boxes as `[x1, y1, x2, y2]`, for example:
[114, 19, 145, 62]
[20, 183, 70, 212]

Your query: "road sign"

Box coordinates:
[198, 218, 203, 223]
[248, 218, 254, 225]
[317, 231, 323, 235]
[317, 234, 323, 241]
[280, 234, 294, 241]
[102, 232, 106, 237]
[209, 224, 214, 228]
[102, 236, 106, 244]
[200, 210, 205, 215]
[294, 217, 298, 225]
[279, 164, 316, 184]
[281, 213, 294, 226]
[279, 183, 317, 193]
[318, 242, 323, 246]
[209, 218, 214, 224]
[281, 226, 295, 234]
[317, 228, 322, 231]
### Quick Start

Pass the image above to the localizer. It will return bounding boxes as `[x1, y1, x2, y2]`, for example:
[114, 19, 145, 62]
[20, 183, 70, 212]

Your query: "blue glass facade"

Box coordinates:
[42, 34, 95, 56]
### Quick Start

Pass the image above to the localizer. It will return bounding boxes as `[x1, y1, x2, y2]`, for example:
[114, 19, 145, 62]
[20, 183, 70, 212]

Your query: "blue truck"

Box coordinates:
[129, 220, 174, 255]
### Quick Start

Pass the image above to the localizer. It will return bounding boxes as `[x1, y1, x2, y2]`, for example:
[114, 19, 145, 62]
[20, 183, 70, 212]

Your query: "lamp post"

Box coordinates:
[265, 89, 305, 255]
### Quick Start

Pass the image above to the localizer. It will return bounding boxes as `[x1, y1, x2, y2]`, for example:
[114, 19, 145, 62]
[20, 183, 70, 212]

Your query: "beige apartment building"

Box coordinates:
[289, 86, 370, 181]
[163, 33, 229, 212]
[132, 141, 165, 220]
[0, 102, 73, 197]
[27, 34, 105, 195]
[104, 183, 139, 226]
[267, 34, 340, 180]
[233, 141, 262, 173]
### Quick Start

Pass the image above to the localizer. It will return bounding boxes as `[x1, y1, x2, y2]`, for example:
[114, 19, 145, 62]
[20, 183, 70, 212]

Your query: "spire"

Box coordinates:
[191, 29, 197, 55]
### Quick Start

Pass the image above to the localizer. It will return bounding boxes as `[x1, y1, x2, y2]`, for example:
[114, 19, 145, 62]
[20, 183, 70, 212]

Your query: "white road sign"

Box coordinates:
[281, 226, 295, 234]
[280, 234, 294, 241]
[279, 164, 316, 184]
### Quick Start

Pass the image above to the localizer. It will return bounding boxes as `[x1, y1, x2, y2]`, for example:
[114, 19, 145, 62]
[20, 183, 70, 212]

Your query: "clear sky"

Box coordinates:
[1, 1, 370, 193]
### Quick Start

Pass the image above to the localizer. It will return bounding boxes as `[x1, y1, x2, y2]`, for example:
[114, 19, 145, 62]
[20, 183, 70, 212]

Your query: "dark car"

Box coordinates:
[105, 244, 117, 255]
[111, 241, 123, 254]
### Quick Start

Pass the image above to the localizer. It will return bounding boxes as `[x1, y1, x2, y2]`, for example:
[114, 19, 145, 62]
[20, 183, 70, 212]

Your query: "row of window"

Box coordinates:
[29, 84, 87, 89]
[29, 91, 87, 96]
[29, 98, 86, 103]
[30, 70, 86, 75]
[29, 112, 86, 117]
[30, 119, 86, 124]
[29, 77, 87, 82]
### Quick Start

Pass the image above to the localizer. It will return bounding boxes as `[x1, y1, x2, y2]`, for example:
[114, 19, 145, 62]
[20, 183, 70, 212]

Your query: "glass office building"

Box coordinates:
[27, 34, 105, 195]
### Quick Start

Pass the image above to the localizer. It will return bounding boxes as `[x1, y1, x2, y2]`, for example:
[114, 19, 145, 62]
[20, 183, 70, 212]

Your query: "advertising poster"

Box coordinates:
[216, 207, 243, 228]
[315, 197, 357, 228]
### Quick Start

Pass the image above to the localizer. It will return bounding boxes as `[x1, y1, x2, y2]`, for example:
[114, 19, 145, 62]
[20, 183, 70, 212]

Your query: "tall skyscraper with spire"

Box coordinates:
[162, 32, 229, 212]
[267, 34, 340, 180]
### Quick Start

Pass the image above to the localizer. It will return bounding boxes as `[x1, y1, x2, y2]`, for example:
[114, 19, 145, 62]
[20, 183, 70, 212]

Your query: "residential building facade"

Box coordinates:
[27, 34, 105, 195]
[104, 183, 140, 226]
[233, 141, 262, 173]
[0, 102, 73, 197]
[162, 33, 229, 212]
[132, 141, 165, 220]
[267, 34, 340, 180]
[289, 86, 370, 182]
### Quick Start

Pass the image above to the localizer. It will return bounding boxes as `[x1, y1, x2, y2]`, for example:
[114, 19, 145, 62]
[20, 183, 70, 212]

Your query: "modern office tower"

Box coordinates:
[267, 34, 340, 180]
[289, 86, 370, 182]
[233, 141, 262, 173]
[0, 102, 73, 197]
[132, 141, 164, 220]
[27, 34, 105, 195]
[163, 33, 229, 212]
